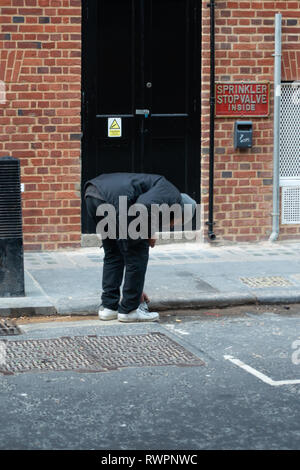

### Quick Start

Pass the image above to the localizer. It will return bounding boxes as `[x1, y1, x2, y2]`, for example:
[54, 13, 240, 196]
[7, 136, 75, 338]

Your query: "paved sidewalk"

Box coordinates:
[2, 240, 300, 316]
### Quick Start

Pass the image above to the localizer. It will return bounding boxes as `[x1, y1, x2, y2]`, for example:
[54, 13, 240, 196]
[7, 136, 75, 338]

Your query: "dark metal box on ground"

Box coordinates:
[0, 156, 25, 297]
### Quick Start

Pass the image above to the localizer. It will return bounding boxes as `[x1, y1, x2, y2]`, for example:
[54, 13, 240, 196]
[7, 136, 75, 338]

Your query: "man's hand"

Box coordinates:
[140, 292, 150, 303]
[148, 238, 156, 248]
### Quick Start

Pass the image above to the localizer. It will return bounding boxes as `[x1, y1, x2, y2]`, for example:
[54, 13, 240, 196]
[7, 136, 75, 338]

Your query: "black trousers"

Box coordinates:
[85, 196, 149, 314]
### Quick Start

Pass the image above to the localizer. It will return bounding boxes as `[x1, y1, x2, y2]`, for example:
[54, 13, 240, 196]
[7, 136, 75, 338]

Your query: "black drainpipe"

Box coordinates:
[206, 0, 216, 240]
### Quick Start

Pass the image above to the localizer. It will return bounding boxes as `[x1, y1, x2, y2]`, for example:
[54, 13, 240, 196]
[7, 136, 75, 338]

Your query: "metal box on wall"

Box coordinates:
[234, 121, 253, 149]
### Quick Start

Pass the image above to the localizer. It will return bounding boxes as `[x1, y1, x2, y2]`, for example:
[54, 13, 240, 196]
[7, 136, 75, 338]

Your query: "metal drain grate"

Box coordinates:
[240, 276, 293, 288]
[0, 319, 22, 336]
[0, 333, 204, 375]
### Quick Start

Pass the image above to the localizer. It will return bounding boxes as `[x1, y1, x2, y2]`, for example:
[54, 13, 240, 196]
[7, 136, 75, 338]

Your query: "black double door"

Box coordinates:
[82, 0, 201, 233]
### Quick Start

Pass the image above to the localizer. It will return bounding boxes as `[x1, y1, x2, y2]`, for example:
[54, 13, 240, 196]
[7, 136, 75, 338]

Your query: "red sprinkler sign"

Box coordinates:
[215, 82, 270, 117]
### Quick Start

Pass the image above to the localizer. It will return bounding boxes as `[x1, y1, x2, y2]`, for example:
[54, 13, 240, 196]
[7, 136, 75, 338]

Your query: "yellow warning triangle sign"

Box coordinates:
[110, 119, 120, 130]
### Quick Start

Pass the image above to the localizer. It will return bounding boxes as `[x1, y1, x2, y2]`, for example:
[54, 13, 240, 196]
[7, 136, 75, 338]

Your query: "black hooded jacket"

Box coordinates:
[84, 173, 182, 238]
[84, 173, 182, 211]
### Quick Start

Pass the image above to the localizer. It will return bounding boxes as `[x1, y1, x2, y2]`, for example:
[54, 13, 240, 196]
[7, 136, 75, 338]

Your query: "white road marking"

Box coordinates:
[224, 354, 300, 387]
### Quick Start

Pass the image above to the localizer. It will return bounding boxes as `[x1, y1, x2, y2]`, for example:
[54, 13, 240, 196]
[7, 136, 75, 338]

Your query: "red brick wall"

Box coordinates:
[1, 1, 299, 250]
[0, 0, 82, 251]
[201, 1, 300, 243]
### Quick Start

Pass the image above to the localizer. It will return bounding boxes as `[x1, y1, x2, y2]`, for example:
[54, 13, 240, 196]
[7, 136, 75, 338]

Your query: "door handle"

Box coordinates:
[136, 109, 150, 118]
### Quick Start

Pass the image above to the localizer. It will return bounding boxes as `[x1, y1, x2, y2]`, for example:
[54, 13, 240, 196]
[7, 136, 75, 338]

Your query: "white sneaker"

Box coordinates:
[118, 305, 159, 323]
[98, 307, 118, 321]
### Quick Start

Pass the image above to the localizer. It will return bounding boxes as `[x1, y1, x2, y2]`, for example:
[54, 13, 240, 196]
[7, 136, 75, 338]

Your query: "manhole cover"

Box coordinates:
[0, 319, 22, 336]
[240, 276, 293, 288]
[0, 333, 204, 375]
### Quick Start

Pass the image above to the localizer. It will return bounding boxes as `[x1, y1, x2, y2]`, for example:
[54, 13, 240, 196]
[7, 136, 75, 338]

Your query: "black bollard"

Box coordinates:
[0, 156, 25, 297]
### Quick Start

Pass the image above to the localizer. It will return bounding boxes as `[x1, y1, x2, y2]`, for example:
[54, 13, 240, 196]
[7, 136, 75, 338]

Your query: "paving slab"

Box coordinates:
[2, 241, 300, 316]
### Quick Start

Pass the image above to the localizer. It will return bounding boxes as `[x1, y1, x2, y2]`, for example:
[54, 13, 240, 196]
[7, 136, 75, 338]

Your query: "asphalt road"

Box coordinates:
[1, 305, 300, 450]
